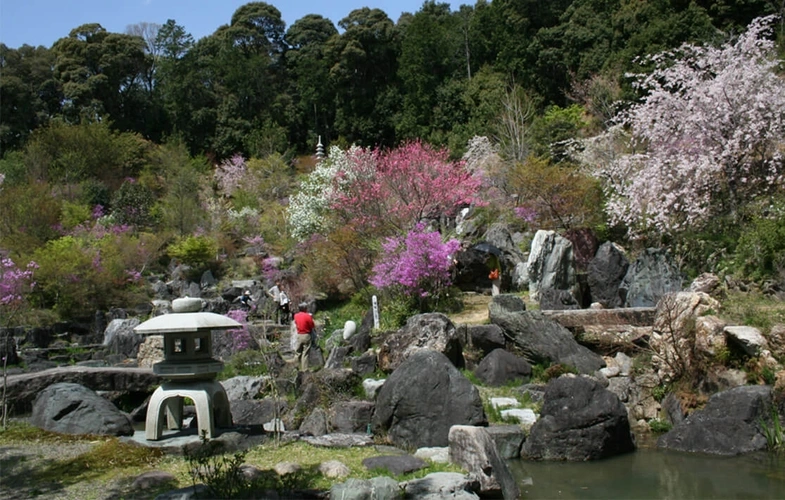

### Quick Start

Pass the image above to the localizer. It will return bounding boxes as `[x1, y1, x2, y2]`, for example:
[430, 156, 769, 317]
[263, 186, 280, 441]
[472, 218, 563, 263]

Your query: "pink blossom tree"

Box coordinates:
[331, 141, 484, 235]
[599, 16, 785, 235]
[214, 154, 247, 197]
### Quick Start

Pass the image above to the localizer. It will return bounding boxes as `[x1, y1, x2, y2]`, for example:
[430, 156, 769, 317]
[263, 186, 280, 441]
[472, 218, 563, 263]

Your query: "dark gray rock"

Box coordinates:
[372, 350, 486, 449]
[31, 382, 133, 436]
[377, 313, 464, 373]
[467, 324, 506, 356]
[325, 346, 351, 370]
[661, 392, 686, 426]
[474, 348, 532, 387]
[490, 294, 526, 314]
[620, 248, 684, 307]
[522, 376, 635, 460]
[538, 288, 581, 311]
[330, 401, 374, 434]
[348, 329, 372, 354]
[657, 385, 773, 456]
[362, 455, 427, 476]
[0, 329, 18, 366]
[587, 241, 629, 308]
[489, 306, 604, 374]
[350, 351, 377, 376]
[230, 398, 287, 427]
[299, 407, 329, 436]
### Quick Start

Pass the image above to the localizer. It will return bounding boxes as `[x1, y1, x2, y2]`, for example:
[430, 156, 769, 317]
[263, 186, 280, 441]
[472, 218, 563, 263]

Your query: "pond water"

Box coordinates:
[508, 448, 785, 499]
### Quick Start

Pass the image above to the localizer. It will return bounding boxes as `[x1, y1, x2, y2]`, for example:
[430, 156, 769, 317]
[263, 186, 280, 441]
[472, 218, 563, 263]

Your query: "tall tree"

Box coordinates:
[327, 8, 400, 147]
[284, 14, 339, 149]
[396, 1, 463, 141]
[52, 24, 150, 133]
[0, 44, 61, 152]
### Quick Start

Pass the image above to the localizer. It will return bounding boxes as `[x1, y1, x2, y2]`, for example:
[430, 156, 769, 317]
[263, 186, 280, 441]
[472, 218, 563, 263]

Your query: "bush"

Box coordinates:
[167, 235, 219, 273]
[734, 202, 785, 281]
[648, 419, 673, 434]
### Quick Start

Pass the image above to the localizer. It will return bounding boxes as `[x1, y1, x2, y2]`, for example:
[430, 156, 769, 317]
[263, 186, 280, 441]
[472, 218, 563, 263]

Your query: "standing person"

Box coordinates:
[278, 289, 290, 324]
[267, 281, 289, 324]
[293, 303, 314, 372]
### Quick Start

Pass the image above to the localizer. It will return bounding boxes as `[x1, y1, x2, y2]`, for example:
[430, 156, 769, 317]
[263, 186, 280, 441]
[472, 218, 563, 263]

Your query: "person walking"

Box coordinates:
[292, 302, 314, 372]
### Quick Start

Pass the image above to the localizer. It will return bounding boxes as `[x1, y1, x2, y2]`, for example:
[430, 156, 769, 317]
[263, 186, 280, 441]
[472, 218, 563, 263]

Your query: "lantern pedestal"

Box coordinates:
[145, 380, 232, 440]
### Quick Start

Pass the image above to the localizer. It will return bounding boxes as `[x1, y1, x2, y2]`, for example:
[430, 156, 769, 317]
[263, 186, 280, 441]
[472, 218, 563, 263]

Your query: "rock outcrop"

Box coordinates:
[522, 376, 635, 460]
[372, 350, 486, 448]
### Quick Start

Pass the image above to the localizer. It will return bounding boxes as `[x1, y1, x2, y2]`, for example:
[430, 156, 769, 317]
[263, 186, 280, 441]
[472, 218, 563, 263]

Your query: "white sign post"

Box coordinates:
[372, 295, 380, 330]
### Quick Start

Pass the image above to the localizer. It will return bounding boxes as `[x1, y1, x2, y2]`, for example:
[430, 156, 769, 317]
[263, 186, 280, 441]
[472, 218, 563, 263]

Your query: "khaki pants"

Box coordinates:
[294, 333, 312, 371]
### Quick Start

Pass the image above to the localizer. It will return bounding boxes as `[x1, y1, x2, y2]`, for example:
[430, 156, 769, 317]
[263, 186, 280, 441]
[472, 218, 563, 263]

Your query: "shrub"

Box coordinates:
[167, 235, 219, 273]
[648, 419, 673, 434]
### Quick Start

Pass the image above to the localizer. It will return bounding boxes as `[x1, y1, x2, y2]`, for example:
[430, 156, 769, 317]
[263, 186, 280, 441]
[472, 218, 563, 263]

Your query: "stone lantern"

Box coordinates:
[134, 297, 241, 440]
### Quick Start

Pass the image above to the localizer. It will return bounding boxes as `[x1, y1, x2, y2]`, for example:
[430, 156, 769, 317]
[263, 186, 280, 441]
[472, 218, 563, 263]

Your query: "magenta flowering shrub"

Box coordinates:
[226, 309, 254, 352]
[369, 223, 461, 301]
[0, 253, 37, 309]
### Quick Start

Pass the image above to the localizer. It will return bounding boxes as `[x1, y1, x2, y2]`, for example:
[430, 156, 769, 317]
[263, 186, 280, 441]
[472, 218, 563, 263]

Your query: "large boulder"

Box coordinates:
[489, 300, 604, 374]
[620, 248, 684, 307]
[467, 324, 506, 356]
[657, 385, 773, 456]
[474, 348, 532, 387]
[103, 318, 142, 359]
[377, 313, 464, 373]
[31, 382, 134, 436]
[587, 241, 629, 308]
[372, 350, 486, 449]
[522, 376, 635, 460]
[527, 230, 576, 301]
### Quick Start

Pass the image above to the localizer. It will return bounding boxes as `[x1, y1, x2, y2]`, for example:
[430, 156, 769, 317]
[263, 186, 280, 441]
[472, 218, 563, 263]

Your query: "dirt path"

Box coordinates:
[448, 292, 492, 326]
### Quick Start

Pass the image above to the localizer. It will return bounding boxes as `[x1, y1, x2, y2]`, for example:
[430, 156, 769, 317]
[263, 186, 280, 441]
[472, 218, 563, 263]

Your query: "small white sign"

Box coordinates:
[372, 295, 380, 330]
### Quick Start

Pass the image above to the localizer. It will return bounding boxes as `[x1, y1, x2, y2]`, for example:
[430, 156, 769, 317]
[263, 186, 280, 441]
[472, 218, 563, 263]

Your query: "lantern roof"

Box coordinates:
[134, 297, 241, 334]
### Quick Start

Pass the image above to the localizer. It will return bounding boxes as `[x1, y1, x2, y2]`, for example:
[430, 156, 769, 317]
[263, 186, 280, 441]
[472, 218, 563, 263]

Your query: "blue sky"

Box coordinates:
[0, 0, 456, 49]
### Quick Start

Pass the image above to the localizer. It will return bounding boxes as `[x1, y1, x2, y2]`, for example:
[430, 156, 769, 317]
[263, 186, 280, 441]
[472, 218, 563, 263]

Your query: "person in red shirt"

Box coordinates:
[293, 302, 315, 371]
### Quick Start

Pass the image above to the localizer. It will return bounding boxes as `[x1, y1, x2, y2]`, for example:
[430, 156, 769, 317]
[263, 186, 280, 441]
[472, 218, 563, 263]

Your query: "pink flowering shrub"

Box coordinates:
[0, 252, 38, 324]
[226, 309, 254, 352]
[369, 223, 461, 305]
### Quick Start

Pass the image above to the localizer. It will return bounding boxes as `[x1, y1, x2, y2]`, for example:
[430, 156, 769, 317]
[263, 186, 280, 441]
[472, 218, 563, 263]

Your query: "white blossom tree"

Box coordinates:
[597, 16, 785, 235]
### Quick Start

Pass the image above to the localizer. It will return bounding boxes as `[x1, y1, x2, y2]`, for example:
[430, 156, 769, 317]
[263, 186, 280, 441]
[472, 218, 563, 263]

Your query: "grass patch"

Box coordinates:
[722, 290, 785, 331]
[33, 439, 165, 484]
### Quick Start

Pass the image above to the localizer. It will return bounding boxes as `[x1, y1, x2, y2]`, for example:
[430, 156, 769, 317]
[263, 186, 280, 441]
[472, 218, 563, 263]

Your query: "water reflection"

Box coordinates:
[509, 449, 785, 499]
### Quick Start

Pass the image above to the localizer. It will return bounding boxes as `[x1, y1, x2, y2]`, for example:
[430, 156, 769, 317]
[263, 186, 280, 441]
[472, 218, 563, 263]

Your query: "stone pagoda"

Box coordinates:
[134, 297, 241, 440]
